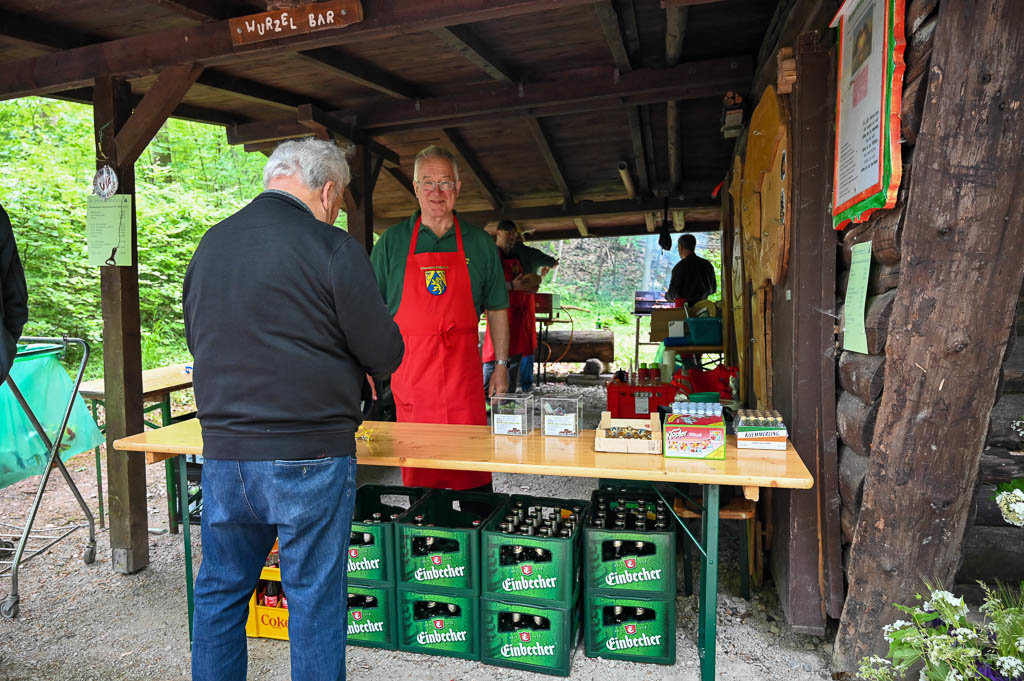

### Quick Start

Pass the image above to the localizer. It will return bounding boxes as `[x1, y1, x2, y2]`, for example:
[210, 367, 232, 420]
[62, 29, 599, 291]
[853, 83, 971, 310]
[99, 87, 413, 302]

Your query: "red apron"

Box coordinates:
[391, 216, 492, 490]
[481, 251, 536, 361]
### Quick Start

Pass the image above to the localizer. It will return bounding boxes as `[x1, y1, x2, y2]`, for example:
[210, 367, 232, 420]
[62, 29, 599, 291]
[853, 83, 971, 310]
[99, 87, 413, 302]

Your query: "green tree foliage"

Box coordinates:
[0, 98, 270, 375]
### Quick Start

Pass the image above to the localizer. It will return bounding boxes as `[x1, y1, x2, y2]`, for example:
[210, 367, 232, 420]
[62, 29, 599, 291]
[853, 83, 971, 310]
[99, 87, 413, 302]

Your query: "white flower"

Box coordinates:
[883, 620, 913, 641]
[944, 669, 961, 681]
[995, 656, 1024, 678]
[924, 589, 967, 614]
[996, 490, 1024, 527]
[951, 627, 977, 642]
[868, 655, 891, 666]
[919, 668, 928, 681]
[1016, 636, 1024, 653]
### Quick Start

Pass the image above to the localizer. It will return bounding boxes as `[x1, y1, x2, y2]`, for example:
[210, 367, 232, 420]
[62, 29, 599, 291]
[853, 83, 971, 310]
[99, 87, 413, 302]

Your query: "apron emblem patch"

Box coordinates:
[424, 268, 447, 295]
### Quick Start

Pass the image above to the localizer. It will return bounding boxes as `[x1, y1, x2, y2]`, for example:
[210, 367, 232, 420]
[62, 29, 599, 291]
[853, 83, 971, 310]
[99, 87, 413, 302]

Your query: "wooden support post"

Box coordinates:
[344, 145, 376, 253]
[768, 29, 841, 633]
[834, 0, 1024, 669]
[94, 77, 148, 574]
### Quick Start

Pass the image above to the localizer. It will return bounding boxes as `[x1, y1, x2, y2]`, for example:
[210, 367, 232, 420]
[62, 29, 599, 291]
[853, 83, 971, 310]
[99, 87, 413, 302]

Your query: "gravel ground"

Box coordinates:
[0, 382, 834, 680]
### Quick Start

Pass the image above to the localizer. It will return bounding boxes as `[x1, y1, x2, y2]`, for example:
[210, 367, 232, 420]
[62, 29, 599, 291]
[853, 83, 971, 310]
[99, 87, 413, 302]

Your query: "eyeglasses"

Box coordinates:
[417, 180, 457, 192]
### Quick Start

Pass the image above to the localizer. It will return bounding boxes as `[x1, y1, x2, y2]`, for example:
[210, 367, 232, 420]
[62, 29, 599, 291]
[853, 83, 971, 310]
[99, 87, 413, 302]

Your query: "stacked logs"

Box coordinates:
[955, 286, 1024, 588]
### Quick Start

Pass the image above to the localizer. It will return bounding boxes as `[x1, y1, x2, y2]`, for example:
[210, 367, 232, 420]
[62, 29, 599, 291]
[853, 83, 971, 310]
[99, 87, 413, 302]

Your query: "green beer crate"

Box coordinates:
[584, 592, 676, 665]
[397, 490, 507, 594]
[348, 485, 431, 585]
[396, 586, 480, 661]
[482, 495, 589, 607]
[346, 583, 397, 650]
[584, 490, 676, 596]
[480, 590, 582, 677]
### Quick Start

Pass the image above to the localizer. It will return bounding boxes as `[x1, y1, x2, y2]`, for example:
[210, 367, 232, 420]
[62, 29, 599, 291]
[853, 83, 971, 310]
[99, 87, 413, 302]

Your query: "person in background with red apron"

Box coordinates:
[371, 145, 510, 493]
[482, 220, 541, 392]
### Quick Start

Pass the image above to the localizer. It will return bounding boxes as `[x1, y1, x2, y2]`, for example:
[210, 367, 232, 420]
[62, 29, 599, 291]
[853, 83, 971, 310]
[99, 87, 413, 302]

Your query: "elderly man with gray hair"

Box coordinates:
[183, 138, 404, 681]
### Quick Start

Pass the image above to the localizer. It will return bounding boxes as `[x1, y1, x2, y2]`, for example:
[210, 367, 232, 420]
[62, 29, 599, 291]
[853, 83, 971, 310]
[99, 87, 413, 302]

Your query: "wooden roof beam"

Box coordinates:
[0, 0, 603, 100]
[593, 1, 632, 72]
[142, 0, 234, 22]
[524, 116, 574, 206]
[525, 220, 719, 242]
[448, 196, 716, 225]
[432, 25, 517, 83]
[297, 104, 400, 165]
[439, 128, 502, 210]
[665, 4, 688, 191]
[355, 58, 752, 133]
[115, 64, 206, 166]
[295, 48, 420, 100]
[196, 70, 330, 112]
[51, 87, 244, 127]
[385, 166, 416, 198]
[627, 106, 651, 195]
[0, 12, 320, 114]
[229, 105, 401, 165]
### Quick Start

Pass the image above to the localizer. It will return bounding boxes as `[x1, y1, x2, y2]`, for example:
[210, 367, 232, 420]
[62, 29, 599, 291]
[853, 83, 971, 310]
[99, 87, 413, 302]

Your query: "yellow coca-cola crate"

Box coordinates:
[245, 566, 290, 641]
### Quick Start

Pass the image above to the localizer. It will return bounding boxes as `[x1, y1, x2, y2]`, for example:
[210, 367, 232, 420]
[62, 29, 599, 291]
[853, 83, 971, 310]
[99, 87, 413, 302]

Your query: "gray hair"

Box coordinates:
[414, 145, 459, 182]
[263, 138, 350, 194]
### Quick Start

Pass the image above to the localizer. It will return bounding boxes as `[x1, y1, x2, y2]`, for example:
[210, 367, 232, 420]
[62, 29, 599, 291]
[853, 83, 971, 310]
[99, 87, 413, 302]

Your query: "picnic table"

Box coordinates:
[114, 418, 813, 680]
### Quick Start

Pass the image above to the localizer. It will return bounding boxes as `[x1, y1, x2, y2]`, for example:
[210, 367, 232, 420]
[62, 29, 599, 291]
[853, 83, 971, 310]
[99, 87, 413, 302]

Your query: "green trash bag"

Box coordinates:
[0, 345, 103, 489]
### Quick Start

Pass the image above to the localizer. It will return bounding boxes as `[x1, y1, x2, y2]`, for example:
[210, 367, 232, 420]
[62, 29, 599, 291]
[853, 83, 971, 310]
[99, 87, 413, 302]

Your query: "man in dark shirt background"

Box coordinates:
[1, 202, 28, 383]
[183, 138, 403, 681]
[665, 233, 716, 306]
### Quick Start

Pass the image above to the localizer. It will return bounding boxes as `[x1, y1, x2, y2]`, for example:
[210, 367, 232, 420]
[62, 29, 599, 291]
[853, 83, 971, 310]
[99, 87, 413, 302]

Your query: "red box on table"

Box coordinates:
[606, 383, 676, 419]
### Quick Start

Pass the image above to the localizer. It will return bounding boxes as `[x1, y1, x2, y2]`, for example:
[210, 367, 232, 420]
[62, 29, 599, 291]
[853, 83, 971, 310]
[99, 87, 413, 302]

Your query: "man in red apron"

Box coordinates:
[371, 145, 510, 492]
[482, 221, 540, 390]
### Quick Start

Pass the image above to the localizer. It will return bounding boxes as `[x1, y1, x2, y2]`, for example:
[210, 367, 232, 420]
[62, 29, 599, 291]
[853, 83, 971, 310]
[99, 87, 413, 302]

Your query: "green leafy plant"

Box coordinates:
[858, 583, 1024, 681]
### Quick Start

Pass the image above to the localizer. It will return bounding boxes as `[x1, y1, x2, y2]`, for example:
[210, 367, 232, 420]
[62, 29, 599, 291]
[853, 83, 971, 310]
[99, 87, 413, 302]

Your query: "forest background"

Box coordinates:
[1, 97, 720, 377]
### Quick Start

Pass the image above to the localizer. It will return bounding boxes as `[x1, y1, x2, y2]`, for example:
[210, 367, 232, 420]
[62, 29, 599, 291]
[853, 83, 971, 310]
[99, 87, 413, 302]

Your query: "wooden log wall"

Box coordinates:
[955, 283, 1024, 588]
[834, 0, 937, 582]
[836, 0, 1024, 637]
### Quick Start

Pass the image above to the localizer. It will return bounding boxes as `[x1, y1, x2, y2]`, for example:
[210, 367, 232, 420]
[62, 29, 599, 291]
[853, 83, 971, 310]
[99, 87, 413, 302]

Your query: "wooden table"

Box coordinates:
[80, 363, 194, 533]
[115, 419, 813, 680]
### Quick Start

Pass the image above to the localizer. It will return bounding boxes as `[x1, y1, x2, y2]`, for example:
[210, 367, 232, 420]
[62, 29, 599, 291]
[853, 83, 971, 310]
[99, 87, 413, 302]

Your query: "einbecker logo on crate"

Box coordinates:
[347, 555, 381, 572]
[348, 619, 385, 634]
[521, 565, 533, 575]
[500, 641, 557, 657]
[431, 555, 443, 565]
[502, 575, 558, 592]
[606, 632, 663, 651]
[604, 566, 663, 586]
[414, 564, 467, 581]
[416, 621, 469, 644]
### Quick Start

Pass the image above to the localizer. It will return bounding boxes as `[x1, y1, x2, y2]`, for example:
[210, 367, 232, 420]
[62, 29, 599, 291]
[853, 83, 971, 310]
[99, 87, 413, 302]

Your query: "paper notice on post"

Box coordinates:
[843, 241, 872, 353]
[87, 195, 132, 267]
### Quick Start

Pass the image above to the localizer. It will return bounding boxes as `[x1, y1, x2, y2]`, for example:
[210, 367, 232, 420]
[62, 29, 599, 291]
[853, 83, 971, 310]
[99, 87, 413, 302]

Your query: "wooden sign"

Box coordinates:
[830, 0, 906, 230]
[229, 0, 363, 46]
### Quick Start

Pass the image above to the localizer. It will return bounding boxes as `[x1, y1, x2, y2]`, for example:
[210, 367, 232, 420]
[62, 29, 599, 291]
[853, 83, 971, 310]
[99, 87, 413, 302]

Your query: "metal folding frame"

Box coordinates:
[1, 337, 97, 619]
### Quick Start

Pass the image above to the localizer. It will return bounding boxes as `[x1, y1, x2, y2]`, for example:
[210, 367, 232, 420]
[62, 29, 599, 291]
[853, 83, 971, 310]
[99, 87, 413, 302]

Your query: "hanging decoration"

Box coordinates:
[830, 0, 906, 230]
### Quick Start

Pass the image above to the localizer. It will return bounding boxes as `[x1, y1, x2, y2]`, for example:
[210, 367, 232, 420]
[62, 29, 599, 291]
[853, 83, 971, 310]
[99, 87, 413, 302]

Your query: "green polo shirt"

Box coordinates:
[371, 211, 510, 316]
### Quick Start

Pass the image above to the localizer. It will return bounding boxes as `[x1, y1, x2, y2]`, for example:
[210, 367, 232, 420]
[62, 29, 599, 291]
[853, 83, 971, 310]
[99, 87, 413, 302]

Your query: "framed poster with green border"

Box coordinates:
[830, 0, 906, 230]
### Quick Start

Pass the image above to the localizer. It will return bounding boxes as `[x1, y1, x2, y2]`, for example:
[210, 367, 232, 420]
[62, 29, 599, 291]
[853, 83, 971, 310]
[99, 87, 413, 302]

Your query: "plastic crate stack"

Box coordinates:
[480, 495, 590, 676]
[583, 488, 677, 665]
[393, 489, 507, 661]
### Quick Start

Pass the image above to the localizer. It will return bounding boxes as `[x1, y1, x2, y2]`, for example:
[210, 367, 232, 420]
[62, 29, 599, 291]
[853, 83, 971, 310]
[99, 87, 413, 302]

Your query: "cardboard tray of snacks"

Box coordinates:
[594, 411, 662, 454]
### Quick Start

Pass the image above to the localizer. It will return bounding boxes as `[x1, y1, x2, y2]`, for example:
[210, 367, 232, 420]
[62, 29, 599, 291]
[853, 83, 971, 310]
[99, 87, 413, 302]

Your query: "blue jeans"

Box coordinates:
[519, 354, 534, 391]
[191, 455, 358, 681]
